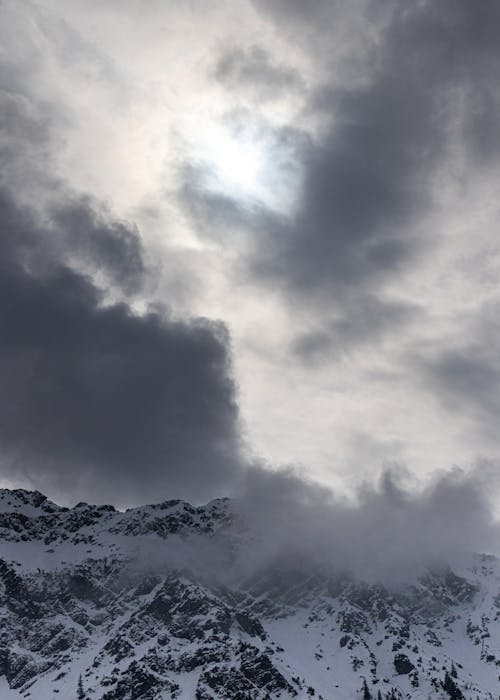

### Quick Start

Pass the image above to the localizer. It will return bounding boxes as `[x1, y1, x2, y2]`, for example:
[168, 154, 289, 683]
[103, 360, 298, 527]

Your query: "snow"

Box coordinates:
[0, 678, 22, 698]
[0, 488, 499, 699]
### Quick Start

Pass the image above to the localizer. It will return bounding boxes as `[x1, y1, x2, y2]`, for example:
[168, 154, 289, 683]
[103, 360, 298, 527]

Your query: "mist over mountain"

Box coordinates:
[232, 465, 500, 583]
[0, 483, 499, 699]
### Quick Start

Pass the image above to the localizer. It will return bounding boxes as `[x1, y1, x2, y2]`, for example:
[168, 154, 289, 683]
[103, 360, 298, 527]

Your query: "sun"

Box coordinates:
[185, 117, 300, 213]
[196, 123, 268, 202]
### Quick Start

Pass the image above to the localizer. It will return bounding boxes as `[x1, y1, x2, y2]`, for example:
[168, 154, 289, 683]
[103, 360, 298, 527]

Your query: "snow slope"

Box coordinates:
[0, 489, 499, 699]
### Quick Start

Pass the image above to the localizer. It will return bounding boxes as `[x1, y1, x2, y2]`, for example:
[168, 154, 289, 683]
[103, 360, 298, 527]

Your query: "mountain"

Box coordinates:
[0, 488, 499, 699]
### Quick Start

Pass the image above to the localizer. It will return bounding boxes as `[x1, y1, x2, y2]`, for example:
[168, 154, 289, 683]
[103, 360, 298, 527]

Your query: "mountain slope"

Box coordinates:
[0, 488, 499, 699]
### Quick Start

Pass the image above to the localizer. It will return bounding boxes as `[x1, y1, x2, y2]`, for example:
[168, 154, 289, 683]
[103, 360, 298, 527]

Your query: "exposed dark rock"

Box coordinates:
[394, 653, 415, 675]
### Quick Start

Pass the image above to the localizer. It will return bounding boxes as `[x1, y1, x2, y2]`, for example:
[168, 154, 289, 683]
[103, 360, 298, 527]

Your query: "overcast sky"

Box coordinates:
[2, 0, 500, 510]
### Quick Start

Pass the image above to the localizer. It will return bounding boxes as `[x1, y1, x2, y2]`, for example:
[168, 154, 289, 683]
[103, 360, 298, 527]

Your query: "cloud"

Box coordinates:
[188, 0, 500, 359]
[251, 0, 494, 298]
[112, 463, 499, 588]
[291, 294, 421, 364]
[177, 111, 307, 229]
[171, 0, 500, 390]
[231, 463, 500, 584]
[3, 0, 500, 524]
[413, 344, 500, 444]
[49, 195, 145, 294]
[0, 189, 244, 503]
[422, 350, 500, 409]
[0, 188, 243, 507]
[0, 17, 246, 508]
[404, 294, 500, 445]
[214, 45, 304, 101]
[0, 91, 144, 295]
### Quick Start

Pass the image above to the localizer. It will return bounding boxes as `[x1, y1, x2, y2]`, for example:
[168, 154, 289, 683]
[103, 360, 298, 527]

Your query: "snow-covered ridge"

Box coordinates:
[0, 488, 232, 556]
[0, 488, 499, 699]
[0, 488, 63, 516]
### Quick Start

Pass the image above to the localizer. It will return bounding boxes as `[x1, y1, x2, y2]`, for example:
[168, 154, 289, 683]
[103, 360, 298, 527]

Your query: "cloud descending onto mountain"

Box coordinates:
[231, 464, 500, 582]
[123, 464, 500, 586]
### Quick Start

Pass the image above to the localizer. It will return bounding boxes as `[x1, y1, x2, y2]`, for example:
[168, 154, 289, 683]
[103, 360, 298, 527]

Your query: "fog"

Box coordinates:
[124, 464, 500, 587]
[230, 465, 500, 583]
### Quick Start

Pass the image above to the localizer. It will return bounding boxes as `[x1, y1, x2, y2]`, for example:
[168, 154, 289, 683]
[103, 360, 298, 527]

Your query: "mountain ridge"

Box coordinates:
[0, 488, 499, 699]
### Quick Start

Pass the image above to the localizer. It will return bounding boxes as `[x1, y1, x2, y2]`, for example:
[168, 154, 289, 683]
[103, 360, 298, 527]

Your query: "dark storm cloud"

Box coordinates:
[190, 0, 500, 357]
[214, 45, 304, 101]
[50, 196, 145, 293]
[0, 90, 143, 294]
[253, 0, 500, 296]
[0, 189, 243, 505]
[0, 44, 243, 506]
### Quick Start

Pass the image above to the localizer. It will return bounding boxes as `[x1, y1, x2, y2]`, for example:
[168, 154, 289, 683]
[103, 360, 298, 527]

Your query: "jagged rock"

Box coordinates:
[393, 653, 414, 675]
[0, 488, 498, 699]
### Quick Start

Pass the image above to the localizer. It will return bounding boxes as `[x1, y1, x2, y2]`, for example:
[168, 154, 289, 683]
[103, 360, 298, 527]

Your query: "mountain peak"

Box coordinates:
[0, 487, 498, 699]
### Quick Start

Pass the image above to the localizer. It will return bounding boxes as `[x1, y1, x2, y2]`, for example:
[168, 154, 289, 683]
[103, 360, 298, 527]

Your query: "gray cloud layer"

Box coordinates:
[0, 72, 244, 505]
[127, 464, 500, 585]
[175, 0, 500, 460]
[214, 45, 304, 102]
[266, 0, 498, 295]
[185, 0, 500, 345]
[291, 294, 421, 363]
[0, 188, 242, 505]
[412, 303, 500, 443]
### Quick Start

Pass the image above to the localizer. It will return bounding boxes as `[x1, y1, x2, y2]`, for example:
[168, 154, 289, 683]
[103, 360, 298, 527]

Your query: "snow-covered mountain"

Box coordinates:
[0, 488, 499, 699]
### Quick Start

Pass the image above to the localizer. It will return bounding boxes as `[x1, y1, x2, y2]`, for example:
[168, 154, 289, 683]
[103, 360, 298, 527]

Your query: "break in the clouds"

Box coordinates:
[1, 0, 500, 526]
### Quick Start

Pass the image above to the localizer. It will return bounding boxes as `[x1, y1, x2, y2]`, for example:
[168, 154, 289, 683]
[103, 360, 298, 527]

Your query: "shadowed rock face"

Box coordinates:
[0, 488, 499, 699]
[393, 653, 414, 675]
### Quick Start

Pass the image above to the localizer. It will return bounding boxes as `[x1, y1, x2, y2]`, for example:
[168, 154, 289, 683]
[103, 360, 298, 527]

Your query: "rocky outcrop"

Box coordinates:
[0, 489, 498, 699]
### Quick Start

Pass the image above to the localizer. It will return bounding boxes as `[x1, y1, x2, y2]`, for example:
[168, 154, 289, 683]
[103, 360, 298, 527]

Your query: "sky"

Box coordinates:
[1, 0, 500, 517]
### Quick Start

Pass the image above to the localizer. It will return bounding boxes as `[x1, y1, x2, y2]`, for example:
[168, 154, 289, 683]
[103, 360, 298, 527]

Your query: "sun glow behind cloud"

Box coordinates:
[189, 118, 300, 213]
[200, 124, 264, 196]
